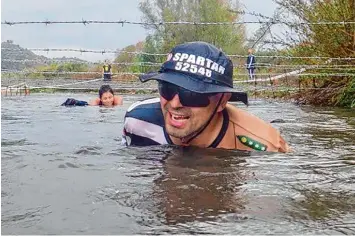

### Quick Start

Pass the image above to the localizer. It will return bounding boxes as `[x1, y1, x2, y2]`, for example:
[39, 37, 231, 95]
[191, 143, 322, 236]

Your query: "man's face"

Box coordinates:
[160, 92, 220, 139]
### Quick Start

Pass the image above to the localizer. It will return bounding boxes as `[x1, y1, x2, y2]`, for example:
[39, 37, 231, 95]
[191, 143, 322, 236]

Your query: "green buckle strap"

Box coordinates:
[237, 135, 267, 151]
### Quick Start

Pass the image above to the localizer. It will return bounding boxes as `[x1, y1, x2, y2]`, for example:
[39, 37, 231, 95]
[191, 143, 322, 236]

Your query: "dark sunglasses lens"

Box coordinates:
[158, 82, 176, 100]
[179, 90, 211, 107]
[158, 81, 213, 107]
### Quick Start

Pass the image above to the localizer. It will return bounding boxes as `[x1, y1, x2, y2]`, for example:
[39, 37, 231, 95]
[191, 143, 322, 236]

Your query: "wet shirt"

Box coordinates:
[122, 98, 289, 152]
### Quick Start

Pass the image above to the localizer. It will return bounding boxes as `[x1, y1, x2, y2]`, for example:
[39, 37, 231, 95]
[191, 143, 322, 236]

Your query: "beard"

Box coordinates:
[165, 121, 201, 139]
[163, 108, 207, 140]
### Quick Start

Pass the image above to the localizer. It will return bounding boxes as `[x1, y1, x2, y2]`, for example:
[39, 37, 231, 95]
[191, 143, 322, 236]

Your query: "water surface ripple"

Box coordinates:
[1, 94, 354, 234]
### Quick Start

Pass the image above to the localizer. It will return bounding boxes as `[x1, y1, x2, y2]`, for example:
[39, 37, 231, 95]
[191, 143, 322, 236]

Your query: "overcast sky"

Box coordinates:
[1, 0, 279, 61]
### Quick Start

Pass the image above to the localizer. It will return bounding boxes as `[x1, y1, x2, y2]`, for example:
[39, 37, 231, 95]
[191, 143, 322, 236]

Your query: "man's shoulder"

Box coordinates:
[125, 97, 164, 126]
[225, 104, 289, 152]
[226, 104, 275, 132]
[126, 97, 161, 111]
[123, 97, 168, 146]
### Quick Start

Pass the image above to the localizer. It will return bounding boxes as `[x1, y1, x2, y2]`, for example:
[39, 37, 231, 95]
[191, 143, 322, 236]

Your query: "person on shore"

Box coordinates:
[122, 41, 289, 152]
[246, 48, 256, 81]
[103, 60, 112, 81]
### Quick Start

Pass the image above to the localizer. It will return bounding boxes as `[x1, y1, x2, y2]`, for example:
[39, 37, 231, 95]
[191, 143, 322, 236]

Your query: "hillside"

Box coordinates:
[1, 40, 50, 71]
[1, 40, 89, 71]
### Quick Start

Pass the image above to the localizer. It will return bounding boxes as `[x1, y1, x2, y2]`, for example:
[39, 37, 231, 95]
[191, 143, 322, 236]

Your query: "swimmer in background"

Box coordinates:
[89, 85, 123, 106]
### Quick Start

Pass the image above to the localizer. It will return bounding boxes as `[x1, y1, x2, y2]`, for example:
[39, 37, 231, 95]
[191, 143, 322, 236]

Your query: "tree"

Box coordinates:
[139, 0, 246, 55]
[114, 43, 143, 72]
[275, 0, 355, 107]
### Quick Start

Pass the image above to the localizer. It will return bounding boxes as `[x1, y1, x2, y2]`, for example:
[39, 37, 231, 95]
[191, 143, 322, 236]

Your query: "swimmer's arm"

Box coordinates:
[88, 98, 101, 106]
[114, 95, 123, 105]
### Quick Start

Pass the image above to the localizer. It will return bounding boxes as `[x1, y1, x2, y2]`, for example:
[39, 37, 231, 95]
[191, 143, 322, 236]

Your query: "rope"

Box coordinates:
[5, 82, 28, 88]
[39, 78, 103, 88]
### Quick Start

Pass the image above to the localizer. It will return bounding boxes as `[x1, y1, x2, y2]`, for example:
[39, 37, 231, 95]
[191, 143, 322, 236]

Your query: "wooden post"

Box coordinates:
[25, 86, 30, 95]
[298, 77, 301, 93]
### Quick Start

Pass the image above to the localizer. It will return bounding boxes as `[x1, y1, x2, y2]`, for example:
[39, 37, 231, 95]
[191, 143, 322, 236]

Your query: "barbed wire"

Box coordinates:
[2, 47, 355, 60]
[2, 70, 354, 77]
[1, 47, 166, 56]
[2, 12, 351, 99]
[2, 59, 354, 70]
[1, 85, 343, 93]
[2, 70, 143, 76]
[2, 19, 355, 26]
[228, 9, 275, 21]
[1, 59, 162, 66]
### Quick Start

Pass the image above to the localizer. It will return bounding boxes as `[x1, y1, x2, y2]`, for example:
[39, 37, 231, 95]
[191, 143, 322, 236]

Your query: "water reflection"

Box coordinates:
[152, 146, 250, 225]
[285, 187, 355, 234]
[288, 188, 355, 221]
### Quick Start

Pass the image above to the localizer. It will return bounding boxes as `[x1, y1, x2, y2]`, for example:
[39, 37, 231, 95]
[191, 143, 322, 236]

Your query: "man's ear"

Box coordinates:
[217, 93, 231, 112]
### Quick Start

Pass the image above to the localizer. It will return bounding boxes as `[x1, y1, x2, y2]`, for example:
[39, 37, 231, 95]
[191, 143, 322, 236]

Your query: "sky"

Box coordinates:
[1, 0, 280, 62]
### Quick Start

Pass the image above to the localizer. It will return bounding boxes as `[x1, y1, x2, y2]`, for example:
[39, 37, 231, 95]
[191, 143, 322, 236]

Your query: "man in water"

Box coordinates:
[246, 48, 256, 81]
[122, 42, 289, 152]
[103, 60, 112, 81]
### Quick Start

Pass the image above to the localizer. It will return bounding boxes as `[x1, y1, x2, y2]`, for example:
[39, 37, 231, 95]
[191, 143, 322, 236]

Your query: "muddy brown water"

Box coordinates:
[1, 93, 355, 234]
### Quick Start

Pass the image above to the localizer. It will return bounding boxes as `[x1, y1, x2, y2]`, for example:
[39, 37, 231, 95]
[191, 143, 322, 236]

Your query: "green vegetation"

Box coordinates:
[113, 0, 246, 77]
[139, 0, 245, 54]
[275, 0, 355, 107]
[35, 62, 90, 78]
[2, 0, 354, 107]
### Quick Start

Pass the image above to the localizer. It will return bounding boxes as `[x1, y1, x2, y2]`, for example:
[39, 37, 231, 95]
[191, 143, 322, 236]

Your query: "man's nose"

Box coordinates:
[169, 94, 183, 108]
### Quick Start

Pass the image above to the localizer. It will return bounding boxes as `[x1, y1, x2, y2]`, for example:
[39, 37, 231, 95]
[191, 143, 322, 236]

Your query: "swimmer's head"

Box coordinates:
[99, 85, 114, 106]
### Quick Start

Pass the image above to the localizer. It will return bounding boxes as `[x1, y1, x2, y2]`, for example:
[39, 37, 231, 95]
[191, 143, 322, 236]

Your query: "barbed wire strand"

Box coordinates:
[2, 19, 355, 26]
[2, 59, 354, 69]
[2, 47, 355, 60]
[2, 86, 341, 93]
[2, 70, 354, 77]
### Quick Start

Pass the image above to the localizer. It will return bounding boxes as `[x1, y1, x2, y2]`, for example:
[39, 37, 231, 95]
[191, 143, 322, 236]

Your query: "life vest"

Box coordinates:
[103, 64, 111, 73]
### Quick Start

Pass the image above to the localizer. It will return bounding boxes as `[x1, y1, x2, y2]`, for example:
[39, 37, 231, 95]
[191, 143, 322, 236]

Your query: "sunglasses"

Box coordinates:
[158, 81, 217, 107]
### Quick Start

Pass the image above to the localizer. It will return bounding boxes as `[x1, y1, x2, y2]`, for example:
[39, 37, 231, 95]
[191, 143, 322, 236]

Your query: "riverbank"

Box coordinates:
[2, 76, 353, 108]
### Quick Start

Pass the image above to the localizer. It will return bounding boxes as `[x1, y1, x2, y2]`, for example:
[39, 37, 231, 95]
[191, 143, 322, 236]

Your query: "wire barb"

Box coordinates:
[2, 19, 355, 26]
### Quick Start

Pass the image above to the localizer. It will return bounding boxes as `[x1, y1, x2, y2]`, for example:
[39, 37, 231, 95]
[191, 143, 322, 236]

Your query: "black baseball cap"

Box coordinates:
[140, 41, 248, 105]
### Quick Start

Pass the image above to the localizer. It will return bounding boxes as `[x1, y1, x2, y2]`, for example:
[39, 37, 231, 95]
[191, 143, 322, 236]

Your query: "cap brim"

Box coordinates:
[140, 71, 248, 105]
